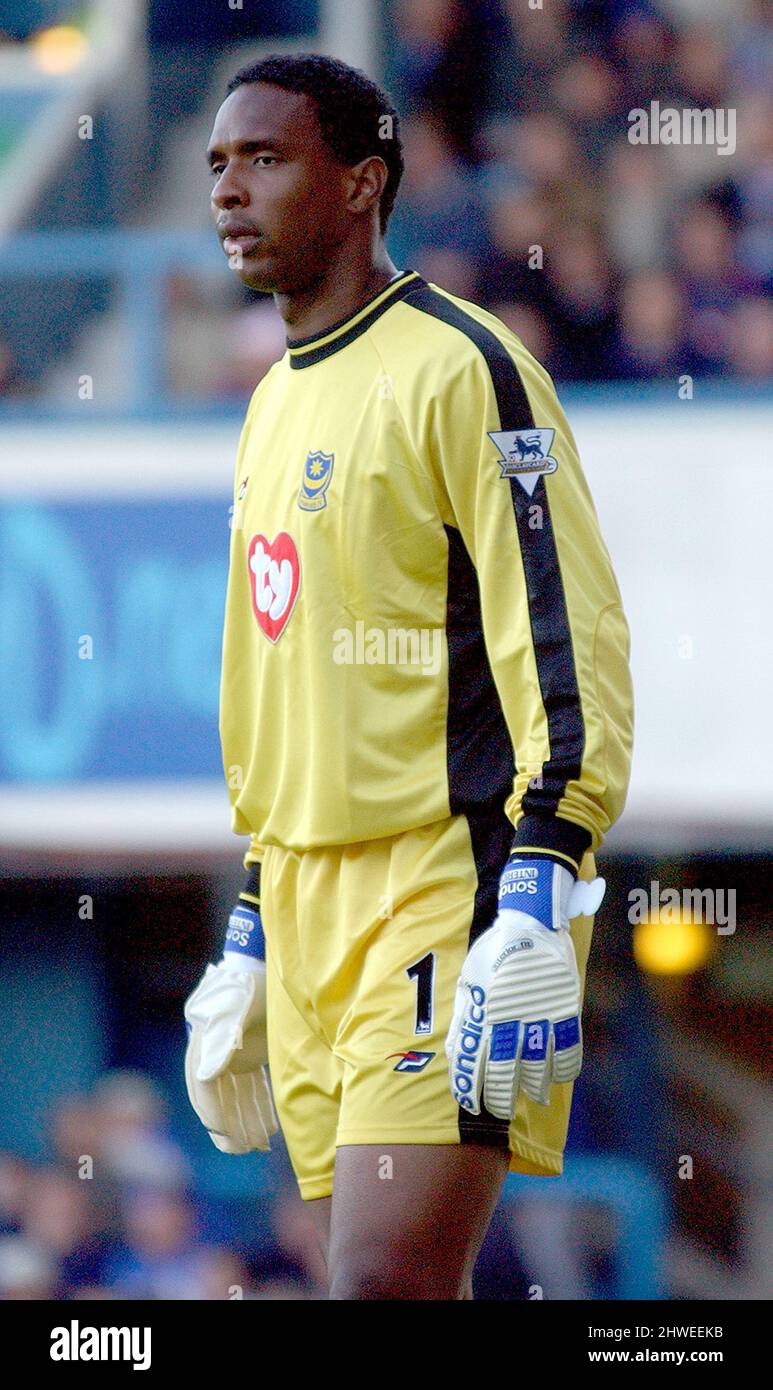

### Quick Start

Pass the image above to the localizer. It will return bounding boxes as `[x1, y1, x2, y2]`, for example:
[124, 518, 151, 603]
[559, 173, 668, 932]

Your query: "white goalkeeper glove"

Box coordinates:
[183, 873, 278, 1154]
[445, 853, 605, 1115]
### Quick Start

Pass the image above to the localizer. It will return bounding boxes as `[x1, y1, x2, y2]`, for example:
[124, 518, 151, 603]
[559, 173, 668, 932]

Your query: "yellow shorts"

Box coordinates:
[260, 801, 596, 1201]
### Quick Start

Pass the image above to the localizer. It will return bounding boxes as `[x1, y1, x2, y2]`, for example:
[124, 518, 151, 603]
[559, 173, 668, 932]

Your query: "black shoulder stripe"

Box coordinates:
[404, 283, 585, 818]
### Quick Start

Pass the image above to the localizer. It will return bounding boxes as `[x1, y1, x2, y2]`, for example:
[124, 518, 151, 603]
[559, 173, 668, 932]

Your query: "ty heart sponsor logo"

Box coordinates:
[247, 531, 301, 643]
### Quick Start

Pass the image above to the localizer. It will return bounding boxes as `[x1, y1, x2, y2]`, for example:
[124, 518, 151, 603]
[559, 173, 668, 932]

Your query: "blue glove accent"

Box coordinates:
[554, 1016, 580, 1050]
[224, 904, 266, 962]
[490, 1020, 520, 1061]
[497, 855, 564, 932]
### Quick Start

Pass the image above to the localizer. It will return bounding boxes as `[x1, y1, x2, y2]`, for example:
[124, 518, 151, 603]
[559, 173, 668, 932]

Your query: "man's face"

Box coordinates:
[207, 83, 352, 293]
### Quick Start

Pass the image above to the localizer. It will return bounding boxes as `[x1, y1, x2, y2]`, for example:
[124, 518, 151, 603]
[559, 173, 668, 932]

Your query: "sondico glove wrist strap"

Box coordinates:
[224, 863, 265, 963]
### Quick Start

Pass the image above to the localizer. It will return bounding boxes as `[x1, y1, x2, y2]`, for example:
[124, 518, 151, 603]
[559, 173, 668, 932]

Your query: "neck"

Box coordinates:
[276, 239, 399, 342]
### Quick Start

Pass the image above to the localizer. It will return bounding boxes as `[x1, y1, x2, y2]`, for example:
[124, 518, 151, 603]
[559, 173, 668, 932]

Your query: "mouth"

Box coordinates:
[220, 226, 263, 258]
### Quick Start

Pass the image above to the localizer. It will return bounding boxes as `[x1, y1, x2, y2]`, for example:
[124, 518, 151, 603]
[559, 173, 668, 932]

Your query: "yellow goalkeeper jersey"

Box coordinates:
[219, 270, 633, 870]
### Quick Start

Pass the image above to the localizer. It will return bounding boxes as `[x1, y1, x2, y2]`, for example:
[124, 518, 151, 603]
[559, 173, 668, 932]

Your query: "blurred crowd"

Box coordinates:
[0, 1062, 660, 1301]
[0, 1069, 555, 1300]
[0, 0, 770, 398]
[0, 1073, 329, 1300]
[166, 0, 773, 397]
[380, 0, 773, 383]
[0, 906, 675, 1301]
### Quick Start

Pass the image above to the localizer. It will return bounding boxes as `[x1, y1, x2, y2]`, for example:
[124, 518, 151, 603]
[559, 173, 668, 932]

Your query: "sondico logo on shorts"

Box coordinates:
[452, 984, 486, 1109]
[247, 531, 301, 643]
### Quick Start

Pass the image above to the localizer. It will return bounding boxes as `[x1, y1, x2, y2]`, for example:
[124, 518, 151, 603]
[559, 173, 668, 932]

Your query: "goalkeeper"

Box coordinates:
[184, 54, 634, 1300]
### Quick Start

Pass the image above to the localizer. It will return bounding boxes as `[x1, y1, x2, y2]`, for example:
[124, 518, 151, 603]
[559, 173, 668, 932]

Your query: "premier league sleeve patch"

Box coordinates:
[488, 428, 559, 496]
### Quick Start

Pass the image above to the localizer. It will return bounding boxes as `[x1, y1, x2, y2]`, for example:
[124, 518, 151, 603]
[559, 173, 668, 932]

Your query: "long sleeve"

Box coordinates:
[220, 368, 276, 872]
[424, 329, 634, 868]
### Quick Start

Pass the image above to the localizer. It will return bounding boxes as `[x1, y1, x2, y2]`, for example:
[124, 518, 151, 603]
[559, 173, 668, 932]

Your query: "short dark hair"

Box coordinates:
[226, 53, 404, 234]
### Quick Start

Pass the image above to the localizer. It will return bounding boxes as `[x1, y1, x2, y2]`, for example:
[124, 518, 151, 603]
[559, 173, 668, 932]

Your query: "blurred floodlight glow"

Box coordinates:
[31, 25, 88, 74]
[633, 915, 715, 976]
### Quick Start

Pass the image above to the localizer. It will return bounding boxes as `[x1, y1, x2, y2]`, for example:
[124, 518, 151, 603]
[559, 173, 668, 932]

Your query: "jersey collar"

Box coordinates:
[286, 270, 426, 369]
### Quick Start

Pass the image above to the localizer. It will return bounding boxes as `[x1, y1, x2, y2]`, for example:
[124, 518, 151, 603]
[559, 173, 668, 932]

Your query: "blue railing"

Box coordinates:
[0, 230, 227, 410]
[0, 230, 770, 419]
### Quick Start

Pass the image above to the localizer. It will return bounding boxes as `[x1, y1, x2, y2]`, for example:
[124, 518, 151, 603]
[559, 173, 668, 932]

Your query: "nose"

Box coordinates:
[211, 165, 249, 211]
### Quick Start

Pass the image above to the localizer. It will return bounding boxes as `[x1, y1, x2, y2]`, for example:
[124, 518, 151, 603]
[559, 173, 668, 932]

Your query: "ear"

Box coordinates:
[344, 154, 388, 219]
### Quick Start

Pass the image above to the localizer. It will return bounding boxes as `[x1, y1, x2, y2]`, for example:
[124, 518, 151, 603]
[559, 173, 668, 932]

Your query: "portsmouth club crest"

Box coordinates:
[298, 449, 335, 512]
[488, 428, 559, 497]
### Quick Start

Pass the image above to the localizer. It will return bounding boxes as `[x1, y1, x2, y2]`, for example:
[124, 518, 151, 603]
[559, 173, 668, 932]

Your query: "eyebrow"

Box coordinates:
[206, 137, 288, 165]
